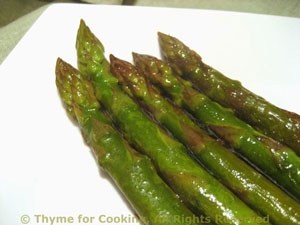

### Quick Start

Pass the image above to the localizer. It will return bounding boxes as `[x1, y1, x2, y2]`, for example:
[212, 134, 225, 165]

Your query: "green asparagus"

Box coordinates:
[76, 19, 266, 225]
[110, 53, 300, 225]
[133, 52, 300, 202]
[55, 58, 203, 225]
[158, 32, 300, 155]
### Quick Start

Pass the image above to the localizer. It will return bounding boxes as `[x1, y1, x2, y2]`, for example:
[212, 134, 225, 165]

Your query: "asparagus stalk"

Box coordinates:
[133, 52, 300, 202]
[76, 20, 266, 225]
[55, 58, 203, 225]
[157, 32, 300, 155]
[112, 53, 300, 225]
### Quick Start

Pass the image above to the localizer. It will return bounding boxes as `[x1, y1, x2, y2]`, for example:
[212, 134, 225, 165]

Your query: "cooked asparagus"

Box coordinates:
[133, 52, 300, 202]
[55, 58, 202, 225]
[75, 20, 266, 225]
[110, 53, 300, 225]
[158, 32, 300, 155]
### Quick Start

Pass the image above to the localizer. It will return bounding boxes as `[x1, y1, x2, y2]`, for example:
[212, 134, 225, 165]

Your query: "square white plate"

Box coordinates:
[0, 3, 299, 225]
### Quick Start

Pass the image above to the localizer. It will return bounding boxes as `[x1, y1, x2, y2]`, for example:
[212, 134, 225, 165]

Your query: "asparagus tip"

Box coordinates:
[157, 31, 165, 37]
[55, 57, 67, 81]
[110, 54, 134, 79]
[110, 54, 134, 70]
[77, 19, 88, 40]
[132, 52, 152, 65]
[131, 52, 138, 59]
[132, 52, 142, 64]
[55, 57, 66, 72]
[157, 32, 170, 41]
[56, 57, 62, 64]
[80, 18, 86, 26]
[109, 54, 117, 62]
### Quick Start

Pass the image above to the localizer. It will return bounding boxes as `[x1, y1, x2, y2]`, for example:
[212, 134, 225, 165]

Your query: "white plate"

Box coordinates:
[0, 3, 299, 225]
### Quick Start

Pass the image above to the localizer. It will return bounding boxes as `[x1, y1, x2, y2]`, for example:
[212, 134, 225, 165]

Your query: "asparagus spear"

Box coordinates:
[76, 20, 266, 225]
[111, 53, 300, 225]
[133, 53, 300, 202]
[157, 32, 300, 155]
[55, 58, 203, 225]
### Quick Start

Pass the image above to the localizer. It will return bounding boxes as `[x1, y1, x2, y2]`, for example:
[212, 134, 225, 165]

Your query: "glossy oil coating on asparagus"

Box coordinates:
[55, 58, 202, 225]
[76, 20, 266, 225]
[110, 53, 300, 225]
[158, 32, 300, 155]
[133, 53, 300, 202]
